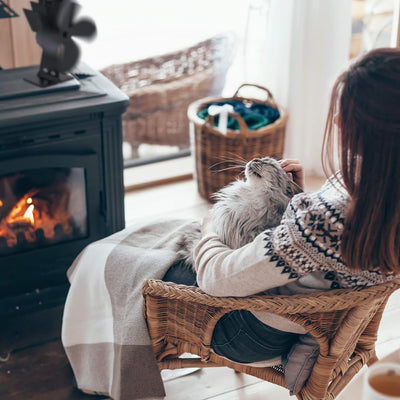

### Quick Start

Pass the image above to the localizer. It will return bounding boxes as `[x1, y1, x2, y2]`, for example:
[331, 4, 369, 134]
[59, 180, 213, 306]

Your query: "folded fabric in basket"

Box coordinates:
[197, 99, 280, 131]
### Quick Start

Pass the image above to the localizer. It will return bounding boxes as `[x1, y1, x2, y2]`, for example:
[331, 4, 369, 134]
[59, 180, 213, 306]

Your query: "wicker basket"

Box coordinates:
[188, 83, 288, 201]
[100, 35, 234, 156]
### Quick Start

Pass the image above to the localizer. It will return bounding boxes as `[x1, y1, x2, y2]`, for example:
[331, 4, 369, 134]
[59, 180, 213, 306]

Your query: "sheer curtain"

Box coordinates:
[257, 0, 352, 176]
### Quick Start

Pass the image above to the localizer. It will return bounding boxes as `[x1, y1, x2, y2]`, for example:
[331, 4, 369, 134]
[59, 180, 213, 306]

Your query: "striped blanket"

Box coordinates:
[61, 218, 199, 400]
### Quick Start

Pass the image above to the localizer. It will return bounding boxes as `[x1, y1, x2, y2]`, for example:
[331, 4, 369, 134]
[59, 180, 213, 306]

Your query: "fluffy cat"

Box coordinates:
[179, 156, 303, 267]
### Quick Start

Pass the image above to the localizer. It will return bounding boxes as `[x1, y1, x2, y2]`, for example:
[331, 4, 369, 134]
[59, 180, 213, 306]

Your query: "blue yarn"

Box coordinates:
[197, 99, 280, 130]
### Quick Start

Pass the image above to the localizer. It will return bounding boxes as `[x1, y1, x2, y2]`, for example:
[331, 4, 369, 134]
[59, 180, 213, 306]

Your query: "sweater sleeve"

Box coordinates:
[193, 190, 347, 297]
[193, 231, 295, 296]
[272, 191, 344, 275]
[193, 193, 325, 297]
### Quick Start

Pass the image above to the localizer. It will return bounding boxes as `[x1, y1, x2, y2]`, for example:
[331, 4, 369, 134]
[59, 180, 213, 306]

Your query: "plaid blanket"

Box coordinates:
[61, 218, 199, 400]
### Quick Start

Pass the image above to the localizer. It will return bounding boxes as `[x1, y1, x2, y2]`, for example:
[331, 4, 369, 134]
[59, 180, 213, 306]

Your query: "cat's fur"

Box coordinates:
[178, 157, 303, 267]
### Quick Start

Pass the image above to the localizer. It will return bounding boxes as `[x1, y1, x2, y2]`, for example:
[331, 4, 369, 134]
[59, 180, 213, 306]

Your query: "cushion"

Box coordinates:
[283, 333, 320, 395]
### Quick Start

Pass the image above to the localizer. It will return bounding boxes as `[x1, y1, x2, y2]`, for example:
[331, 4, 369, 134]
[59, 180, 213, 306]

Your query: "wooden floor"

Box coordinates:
[1, 176, 400, 400]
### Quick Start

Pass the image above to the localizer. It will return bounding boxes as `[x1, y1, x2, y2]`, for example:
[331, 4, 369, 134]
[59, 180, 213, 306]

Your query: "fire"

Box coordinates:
[24, 204, 35, 225]
[0, 184, 74, 250]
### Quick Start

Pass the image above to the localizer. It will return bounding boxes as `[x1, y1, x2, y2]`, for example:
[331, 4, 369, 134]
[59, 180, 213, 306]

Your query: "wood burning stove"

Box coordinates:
[0, 64, 129, 319]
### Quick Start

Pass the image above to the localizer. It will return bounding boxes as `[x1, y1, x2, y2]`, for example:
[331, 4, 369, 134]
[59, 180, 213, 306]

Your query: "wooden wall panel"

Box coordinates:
[0, 0, 15, 68]
[9, 0, 41, 67]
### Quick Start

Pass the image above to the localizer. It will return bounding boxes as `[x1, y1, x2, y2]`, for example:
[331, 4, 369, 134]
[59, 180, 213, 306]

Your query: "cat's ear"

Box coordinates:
[286, 179, 303, 198]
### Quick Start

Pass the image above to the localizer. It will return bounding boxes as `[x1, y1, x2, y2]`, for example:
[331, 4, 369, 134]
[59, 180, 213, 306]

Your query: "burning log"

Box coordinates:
[7, 220, 32, 230]
[0, 181, 74, 252]
[35, 228, 45, 243]
[16, 231, 27, 247]
[0, 236, 7, 249]
[54, 224, 64, 241]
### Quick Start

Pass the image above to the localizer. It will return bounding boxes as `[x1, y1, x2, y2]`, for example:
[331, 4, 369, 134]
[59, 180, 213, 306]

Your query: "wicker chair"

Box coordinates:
[142, 278, 400, 400]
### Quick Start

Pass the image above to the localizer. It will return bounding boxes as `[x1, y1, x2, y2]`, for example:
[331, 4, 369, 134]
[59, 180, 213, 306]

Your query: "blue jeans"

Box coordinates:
[163, 260, 297, 363]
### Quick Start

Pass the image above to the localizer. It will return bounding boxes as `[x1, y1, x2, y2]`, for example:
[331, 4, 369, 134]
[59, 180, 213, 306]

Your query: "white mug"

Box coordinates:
[363, 362, 400, 400]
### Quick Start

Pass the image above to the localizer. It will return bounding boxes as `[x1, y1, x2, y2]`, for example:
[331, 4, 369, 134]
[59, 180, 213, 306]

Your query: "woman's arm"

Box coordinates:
[194, 190, 332, 297]
[194, 228, 302, 297]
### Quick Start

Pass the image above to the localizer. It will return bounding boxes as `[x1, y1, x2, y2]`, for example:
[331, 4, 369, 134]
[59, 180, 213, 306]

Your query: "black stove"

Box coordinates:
[0, 64, 129, 319]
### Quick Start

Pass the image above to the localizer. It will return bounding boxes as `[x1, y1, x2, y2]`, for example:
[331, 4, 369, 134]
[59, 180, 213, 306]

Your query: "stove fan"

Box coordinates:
[23, 0, 96, 86]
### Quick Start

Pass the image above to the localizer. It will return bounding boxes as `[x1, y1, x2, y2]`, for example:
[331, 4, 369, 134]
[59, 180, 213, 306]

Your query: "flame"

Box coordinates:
[24, 204, 35, 225]
[0, 200, 3, 207]
[0, 184, 74, 250]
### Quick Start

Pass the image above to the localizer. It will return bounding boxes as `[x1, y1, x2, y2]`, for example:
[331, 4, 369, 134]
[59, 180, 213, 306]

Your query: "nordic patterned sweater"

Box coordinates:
[193, 175, 398, 334]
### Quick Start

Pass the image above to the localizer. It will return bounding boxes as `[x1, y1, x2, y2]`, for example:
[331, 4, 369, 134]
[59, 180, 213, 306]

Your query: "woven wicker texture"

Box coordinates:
[142, 278, 400, 400]
[101, 35, 234, 154]
[187, 83, 288, 201]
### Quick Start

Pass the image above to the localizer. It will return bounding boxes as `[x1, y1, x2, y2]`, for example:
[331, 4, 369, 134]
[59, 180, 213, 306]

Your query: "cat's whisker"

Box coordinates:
[211, 155, 247, 164]
[212, 153, 249, 165]
[222, 152, 250, 164]
[211, 156, 247, 165]
[212, 165, 245, 173]
[209, 160, 247, 171]
[209, 160, 234, 168]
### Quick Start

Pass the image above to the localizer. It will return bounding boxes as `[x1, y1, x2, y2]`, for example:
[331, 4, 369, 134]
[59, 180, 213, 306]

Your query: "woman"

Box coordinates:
[164, 47, 400, 364]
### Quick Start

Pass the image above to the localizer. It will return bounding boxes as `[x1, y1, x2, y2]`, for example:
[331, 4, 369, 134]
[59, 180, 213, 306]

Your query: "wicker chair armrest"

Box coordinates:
[142, 279, 400, 315]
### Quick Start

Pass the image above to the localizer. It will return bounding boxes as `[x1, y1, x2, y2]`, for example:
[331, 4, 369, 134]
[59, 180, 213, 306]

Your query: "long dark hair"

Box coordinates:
[322, 48, 400, 273]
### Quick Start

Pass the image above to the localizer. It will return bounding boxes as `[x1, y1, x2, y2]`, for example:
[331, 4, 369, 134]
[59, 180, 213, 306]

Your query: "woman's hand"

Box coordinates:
[278, 159, 305, 190]
[201, 210, 216, 236]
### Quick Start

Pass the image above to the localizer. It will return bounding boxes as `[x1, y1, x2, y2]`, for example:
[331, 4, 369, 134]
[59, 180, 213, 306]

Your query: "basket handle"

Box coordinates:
[233, 83, 278, 109]
[205, 111, 250, 136]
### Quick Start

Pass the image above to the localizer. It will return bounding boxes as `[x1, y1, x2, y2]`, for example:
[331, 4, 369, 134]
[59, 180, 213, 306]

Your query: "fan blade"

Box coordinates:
[36, 29, 63, 56]
[23, 8, 41, 32]
[57, 39, 80, 72]
[57, 0, 80, 31]
[68, 18, 96, 39]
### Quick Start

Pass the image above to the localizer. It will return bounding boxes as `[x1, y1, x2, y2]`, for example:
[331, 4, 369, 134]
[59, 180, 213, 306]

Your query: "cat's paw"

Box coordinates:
[176, 222, 201, 271]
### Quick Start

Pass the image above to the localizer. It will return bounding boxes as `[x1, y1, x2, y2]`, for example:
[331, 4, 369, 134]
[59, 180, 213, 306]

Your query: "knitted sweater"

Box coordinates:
[193, 176, 398, 334]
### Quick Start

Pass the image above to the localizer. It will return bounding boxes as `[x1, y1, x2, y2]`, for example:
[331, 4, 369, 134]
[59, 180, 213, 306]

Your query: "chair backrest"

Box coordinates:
[142, 277, 400, 400]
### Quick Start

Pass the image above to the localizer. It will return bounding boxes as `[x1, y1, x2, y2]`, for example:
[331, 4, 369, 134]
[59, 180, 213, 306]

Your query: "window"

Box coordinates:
[351, 0, 400, 58]
[78, 0, 273, 187]
[79, 0, 399, 188]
